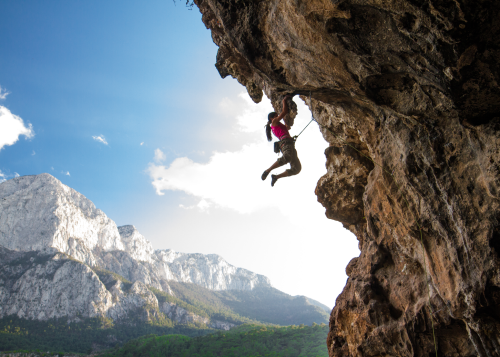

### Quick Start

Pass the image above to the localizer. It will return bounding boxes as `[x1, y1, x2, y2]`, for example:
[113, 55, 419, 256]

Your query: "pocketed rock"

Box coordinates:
[194, 0, 500, 355]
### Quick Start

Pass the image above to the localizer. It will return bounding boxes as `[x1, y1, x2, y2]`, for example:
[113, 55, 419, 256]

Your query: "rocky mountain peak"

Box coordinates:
[155, 249, 271, 290]
[0, 173, 123, 264]
[118, 225, 154, 262]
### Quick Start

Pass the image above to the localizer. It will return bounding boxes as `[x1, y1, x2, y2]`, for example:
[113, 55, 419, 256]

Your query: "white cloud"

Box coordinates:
[218, 97, 233, 111]
[63, 171, 70, 176]
[148, 94, 328, 223]
[154, 148, 166, 163]
[197, 199, 211, 211]
[217, 96, 239, 117]
[0, 106, 34, 151]
[217, 93, 274, 134]
[0, 170, 20, 183]
[149, 143, 270, 212]
[92, 135, 108, 145]
[32, 150, 36, 156]
[0, 86, 10, 100]
[51, 167, 54, 170]
[179, 198, 211, 212]
[140, 142, 144, 146]
[235, 92, 274, 133]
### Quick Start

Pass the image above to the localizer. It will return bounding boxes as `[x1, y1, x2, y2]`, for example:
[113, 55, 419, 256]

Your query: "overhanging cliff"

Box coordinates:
[193, 0, 500, 355]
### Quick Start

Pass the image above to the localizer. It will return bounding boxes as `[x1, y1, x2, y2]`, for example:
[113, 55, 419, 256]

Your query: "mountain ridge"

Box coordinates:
[0, 173, 272, 292]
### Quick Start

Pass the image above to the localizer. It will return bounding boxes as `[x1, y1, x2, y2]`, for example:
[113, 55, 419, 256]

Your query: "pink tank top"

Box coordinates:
[271, 122, 291, 140]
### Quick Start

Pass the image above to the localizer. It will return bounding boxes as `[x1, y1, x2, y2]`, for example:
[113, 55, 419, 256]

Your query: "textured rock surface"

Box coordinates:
[94, 249, 168, 292]
[159, 301, 210, 325]
[194, 0, 500, 356]
[0, 174, 123, 266]
[153, 250, 271, 291]
[0, 246, 222, 328]
[106, 280, 159, 320]
[0, 247, 156, 321]
[93, 248, 271, 292]
[118, 225, 154, 263]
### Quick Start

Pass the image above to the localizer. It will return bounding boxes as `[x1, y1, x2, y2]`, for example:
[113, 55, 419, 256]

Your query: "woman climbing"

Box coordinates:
[261, 94, 302, 187]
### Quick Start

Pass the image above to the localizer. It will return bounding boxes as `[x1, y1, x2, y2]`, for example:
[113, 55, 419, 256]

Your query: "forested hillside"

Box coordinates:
[167, 282, 330, 326]
[0, 315, 212, 354]
[100, 324, 329, 357]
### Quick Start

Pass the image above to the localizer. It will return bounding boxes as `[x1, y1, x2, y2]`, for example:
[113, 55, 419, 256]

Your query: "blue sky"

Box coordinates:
[0, 0, 359, 307]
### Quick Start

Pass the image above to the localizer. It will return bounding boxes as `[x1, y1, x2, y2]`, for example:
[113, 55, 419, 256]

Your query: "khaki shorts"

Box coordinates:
[277, 139, 302, 176]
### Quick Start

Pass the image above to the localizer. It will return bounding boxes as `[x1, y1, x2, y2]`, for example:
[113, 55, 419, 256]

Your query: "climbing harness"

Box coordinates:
[306, 92, 439, 357]
[274, 137, 296, 154]
[270, 110, 314, 154]
[273, 141, 281, 154]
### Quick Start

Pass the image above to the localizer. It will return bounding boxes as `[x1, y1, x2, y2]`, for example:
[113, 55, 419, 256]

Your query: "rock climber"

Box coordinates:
[261, 94, 302, 187]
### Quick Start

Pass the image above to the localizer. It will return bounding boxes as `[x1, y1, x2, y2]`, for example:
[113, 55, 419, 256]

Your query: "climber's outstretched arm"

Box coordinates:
[271, 95, 293, 127]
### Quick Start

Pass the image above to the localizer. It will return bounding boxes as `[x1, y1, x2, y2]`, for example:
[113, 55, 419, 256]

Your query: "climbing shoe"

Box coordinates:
[261, 170, 270, 181]
[271, 175, 278, 187]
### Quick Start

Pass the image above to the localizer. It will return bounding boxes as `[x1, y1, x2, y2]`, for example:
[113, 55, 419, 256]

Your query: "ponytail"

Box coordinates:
[266, 112, 276, 142]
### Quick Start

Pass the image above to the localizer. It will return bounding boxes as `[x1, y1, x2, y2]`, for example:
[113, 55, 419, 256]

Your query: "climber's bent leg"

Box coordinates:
[267, 158, 287, 172]
[262, 157, 287, 180]
[286, 153, 301, 176]
[270, 142, 301, 186]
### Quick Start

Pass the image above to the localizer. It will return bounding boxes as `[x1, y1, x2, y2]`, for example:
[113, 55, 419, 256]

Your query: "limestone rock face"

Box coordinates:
[153, 250, 271, 291]
[0, 174, 123, 265]
[118, 225, 154, 263]
[194, 0, 500, 355]
[159, 301, 209, 325]
[107, 281, 159, 320]
[0, 246, 218, 326]
[0, 247, 157, 322]
[94, 249, 168, 292]
[0, 256, 112, 320]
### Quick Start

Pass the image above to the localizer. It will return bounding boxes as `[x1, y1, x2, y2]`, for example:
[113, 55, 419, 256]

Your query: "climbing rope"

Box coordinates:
[306, 92, 439, 357]
[293, 118, 314, 141]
